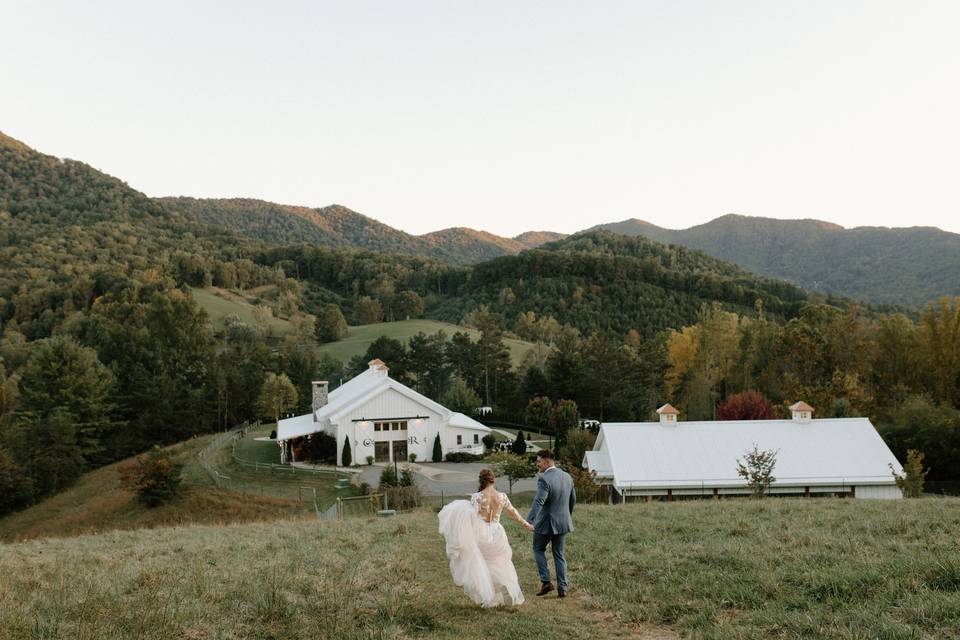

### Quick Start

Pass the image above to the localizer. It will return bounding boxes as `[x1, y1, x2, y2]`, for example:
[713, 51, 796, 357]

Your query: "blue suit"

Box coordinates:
[526, 466, 576, 591]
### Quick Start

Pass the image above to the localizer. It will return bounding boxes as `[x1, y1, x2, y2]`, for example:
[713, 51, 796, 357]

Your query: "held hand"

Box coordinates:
[524, 521, 535, 532]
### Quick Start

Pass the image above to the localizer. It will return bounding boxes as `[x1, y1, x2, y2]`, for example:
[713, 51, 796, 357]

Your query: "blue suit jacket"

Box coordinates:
[526, 466, 576, 535]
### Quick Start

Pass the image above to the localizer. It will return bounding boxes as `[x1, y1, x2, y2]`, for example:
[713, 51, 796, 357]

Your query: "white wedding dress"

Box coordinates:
[437, 490, 526, 607]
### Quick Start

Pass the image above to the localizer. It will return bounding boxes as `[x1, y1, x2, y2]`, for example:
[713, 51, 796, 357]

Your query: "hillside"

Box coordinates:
[0, 434, 304, 543]
[513, 230, 568, 249]
[428, 231, 812, 337]
[2, 498, 958, 639]
[589, 214, 960, 306]
[316, 319, 539, 367]
[162, 197, 531, 265]
[190, 286, 295, 336]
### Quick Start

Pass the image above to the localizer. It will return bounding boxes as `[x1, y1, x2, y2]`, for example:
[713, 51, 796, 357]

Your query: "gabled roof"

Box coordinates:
[789, 401, 815, 412]
[277, 364, 486, 439]
[589, 417, 902, 489]
[276, 413, 318, 441]
[657, 403, 679, 415]
[448, 412, 491, 432]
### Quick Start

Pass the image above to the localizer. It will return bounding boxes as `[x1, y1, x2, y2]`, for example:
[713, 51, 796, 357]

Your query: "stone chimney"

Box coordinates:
[789, 401, 814, 423]
[312, 381, 329, 421]
[368, 359, 389, 376]
[656, 403, 679, 425]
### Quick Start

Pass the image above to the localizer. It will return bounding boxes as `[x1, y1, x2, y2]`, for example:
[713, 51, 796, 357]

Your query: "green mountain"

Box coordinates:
[588, 214, 960, 306]
[161, 197, 557, 265]
[420, 231, 812, 337]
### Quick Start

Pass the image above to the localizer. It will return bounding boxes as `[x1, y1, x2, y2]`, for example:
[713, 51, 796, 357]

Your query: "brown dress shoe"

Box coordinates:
[536, 582, 554, 596]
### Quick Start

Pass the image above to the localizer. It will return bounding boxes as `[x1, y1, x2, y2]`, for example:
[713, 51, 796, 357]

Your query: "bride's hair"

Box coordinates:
[478, 468, 495, 491]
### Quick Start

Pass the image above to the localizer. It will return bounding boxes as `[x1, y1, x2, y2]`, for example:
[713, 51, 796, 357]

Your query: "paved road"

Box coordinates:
[357, 461, 538, 497]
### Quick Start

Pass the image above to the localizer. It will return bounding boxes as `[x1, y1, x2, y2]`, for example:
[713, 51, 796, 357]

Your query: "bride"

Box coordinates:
[437, 468, 534, 607]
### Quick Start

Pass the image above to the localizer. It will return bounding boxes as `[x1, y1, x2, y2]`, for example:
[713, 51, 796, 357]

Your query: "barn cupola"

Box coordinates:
[368, 358, 389, 376]
[789, 401, 814, 423]
[657, 403, 679, 425]
[311, 381, 329, 421]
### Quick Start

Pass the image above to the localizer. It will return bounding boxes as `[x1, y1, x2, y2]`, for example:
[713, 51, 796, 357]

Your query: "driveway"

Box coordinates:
[356, 461, 538, 497]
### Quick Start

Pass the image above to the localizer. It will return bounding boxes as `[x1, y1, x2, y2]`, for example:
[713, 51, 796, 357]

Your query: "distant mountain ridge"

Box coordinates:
[588, 214, 960, 306]
[161, 197, 567, 265]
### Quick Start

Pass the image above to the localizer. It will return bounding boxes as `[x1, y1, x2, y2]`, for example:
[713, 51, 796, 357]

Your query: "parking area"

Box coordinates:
[356, 461, 539, 496]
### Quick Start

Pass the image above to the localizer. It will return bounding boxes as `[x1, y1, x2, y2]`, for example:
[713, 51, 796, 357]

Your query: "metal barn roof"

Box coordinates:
[586, 417, 904, 489]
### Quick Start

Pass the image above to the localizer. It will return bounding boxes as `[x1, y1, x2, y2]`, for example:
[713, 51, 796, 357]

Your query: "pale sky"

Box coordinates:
[2, 1, 959, 236]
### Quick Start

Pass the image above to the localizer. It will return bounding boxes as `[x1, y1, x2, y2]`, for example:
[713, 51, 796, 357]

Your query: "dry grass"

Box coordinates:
[2, 498, 960, 639]
[0, 436, 304, 543]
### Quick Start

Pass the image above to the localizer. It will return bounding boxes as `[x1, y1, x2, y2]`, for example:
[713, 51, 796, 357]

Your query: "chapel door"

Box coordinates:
[375, 441, 390, 463]
[391, 439, 408, 462]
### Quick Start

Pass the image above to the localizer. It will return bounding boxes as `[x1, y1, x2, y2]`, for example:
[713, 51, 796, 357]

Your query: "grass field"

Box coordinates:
[318, 319, 541, 367]
[213, 425, 359, 509]
[191, 287, 294, 336]
[3, 497, 959, 639]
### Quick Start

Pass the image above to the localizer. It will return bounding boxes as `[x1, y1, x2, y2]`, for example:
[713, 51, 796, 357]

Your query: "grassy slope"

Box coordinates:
[191, 287, 293, 336]
[3, 499, 959, 639]
[0, 435, 304, 543]
[318, 319, 539, 367]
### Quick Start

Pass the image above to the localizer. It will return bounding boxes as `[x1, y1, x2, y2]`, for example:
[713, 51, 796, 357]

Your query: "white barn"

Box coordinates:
[584, 402, 905, 500]
[277, 359, 491, 466]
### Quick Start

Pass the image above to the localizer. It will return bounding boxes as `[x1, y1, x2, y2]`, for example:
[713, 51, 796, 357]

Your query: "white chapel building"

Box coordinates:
[277, 359, 491, 466]
[584, 402, 905, 500]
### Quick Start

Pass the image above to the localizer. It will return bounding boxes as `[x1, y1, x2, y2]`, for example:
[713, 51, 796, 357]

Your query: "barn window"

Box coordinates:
[473, 434, 479, 444]
[457, 435, 462, 445]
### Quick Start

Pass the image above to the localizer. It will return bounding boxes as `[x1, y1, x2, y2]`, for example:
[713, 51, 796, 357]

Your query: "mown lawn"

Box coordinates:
[210, 427, 358, 511]
[2, 498, 958, 639]
[317, 319, 539, 367]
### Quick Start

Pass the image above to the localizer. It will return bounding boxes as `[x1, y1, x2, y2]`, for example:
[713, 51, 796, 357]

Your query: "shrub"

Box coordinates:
[383, 484, 421, 510]
[120, 445, 183, 507]
[736, 443, 778, 498]
[379, 465, 399, 487]
[432, 433, 442, 462]
[892, 449, 927, 497]
[569, 466, 599, 503]
[444, 452, 485, 463]
[298, 432, 337, 463]
[512, 431, 527, 455]
[399, 465, 415, 487]
[482, 434, 496, 450]
[269, 429, 277, 439]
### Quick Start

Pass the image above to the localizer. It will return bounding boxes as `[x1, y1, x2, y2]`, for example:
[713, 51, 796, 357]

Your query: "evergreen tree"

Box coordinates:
[341, 436, 352, 466]
[512, 431, 527, 455]
[18, 336, 116, 466]
[432, 432, 442, 462]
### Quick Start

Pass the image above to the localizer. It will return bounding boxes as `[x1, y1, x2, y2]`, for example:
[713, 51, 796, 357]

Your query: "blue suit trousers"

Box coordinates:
[532, 532, 567, 591]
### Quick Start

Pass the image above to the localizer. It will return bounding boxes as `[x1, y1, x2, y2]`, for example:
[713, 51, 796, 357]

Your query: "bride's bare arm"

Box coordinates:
[502, 495, 534, 530]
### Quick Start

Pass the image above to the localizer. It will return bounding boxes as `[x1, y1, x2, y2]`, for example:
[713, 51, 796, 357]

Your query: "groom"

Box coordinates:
[526, 449, 576, 598]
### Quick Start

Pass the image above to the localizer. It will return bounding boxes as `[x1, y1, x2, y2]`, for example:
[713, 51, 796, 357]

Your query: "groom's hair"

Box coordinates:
[537, 449, 555, 460]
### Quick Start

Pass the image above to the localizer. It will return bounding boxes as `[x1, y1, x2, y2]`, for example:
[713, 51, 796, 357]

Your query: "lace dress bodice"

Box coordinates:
[470, 491, 524, 525]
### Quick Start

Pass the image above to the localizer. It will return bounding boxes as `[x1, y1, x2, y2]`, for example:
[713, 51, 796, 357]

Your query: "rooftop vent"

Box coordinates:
[368, 359, 389, 375]
[656, 403, 679, 425]
[789, 401, 814, 423]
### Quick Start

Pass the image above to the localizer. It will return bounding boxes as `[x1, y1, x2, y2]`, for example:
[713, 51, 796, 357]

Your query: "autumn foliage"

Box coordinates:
[715, 390, 776, 421]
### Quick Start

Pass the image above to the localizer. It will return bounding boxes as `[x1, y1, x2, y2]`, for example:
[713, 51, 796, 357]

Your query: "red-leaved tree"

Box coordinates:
[716, 390, 776, 421]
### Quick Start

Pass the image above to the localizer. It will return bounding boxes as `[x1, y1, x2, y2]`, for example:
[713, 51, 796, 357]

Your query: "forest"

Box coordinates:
[2, 131, 959, 517]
